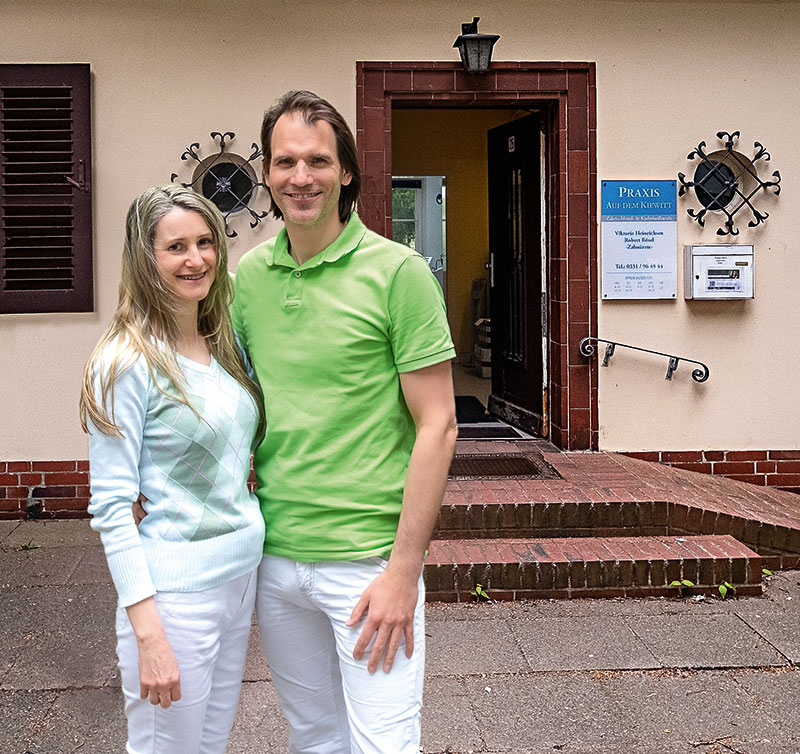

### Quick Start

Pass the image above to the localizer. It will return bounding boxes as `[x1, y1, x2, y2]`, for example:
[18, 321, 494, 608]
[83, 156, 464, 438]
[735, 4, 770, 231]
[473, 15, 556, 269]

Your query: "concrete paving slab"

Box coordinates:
[767, 570, 800, 592]
[105, 661, 122, 689]
[225, 681, 288, 753]
[601, 669, 780, 751]
[243, 623, 271, 682]
[1, 585, 117, 690]
[27, 687, 126, 754]
[4, 518, 99, 549]
[731, 741, 800, 754]
[464, 672, 635, 751]
[426, 599, 543, 622]
[510, 616, 660, 671]
[729, 593, 788, 616]
[68, 546, 112, 585]
[425, 618, 529, 676]
[478, 746, 695, 754]
[0, 689, 57, 754]
[625, 614, 788, 668]
[738, 611, 800, 664]
[761, 571, 800, 606]
[0, 547, 83, 588]
[733, 668, 800, 737]
[420, 676, 483, 753]
[533, 595, 735, 618]
[0, 520, 21, 548]
[0, 650, 13, 687]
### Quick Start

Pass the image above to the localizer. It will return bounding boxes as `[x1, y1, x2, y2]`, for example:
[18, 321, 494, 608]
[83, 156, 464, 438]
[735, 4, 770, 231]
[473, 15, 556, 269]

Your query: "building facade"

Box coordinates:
[2, 0, 799, 517]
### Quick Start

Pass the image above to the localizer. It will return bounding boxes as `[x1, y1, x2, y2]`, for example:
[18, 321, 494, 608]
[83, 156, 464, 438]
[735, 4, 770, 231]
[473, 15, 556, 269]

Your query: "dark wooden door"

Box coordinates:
[487, 114, 546, 435]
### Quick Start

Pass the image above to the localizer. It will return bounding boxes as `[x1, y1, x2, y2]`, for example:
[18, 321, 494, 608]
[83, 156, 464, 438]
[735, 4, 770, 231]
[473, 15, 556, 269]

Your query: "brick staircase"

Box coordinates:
[423, 441, 800, 601]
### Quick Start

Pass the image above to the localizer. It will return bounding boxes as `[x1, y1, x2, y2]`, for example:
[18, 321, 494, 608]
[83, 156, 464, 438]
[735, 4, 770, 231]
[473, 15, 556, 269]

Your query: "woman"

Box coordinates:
[79, 185, 265, 753]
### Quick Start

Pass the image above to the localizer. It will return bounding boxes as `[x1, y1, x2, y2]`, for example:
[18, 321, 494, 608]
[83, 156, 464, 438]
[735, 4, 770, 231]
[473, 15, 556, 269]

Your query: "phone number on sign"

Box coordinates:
[615, 263, 664, 270]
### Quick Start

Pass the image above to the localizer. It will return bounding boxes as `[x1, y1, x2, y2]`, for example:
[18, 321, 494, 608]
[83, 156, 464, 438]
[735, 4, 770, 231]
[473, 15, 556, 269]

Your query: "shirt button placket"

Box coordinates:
[284, 268, 304, 308]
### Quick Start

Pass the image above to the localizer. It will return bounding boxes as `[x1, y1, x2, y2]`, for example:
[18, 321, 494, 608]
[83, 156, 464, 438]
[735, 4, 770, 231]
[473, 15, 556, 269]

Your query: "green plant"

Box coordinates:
[669, 579, 694, 596]
[470, 583, 490, 601]
[762, 568, 773, 577]
[718, 581, 737, 599]
[18, 539, 40, 551]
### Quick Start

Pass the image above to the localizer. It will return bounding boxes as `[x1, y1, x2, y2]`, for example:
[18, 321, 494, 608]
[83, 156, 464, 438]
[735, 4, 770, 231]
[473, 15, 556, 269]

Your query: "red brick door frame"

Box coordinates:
[355, 61, 597, 450]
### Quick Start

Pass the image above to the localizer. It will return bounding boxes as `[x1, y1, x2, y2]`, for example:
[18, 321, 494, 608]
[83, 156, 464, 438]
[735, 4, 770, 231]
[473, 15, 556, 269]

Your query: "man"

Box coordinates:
[231, 90, 458, 753]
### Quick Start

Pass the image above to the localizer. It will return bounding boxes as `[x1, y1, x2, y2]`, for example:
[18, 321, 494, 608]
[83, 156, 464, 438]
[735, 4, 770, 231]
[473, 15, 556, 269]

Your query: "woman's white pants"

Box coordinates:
[115, 570, 256, 754]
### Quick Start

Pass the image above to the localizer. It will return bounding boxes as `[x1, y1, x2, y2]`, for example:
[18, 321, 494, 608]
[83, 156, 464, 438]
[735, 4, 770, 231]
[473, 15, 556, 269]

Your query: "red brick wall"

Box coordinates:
[624, 451, 800, 494]
[0, 461, 90, 519]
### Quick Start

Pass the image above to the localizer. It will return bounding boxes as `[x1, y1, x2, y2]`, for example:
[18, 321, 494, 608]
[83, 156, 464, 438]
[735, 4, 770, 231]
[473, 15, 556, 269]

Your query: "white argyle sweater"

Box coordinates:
[87, 344, 264, 607]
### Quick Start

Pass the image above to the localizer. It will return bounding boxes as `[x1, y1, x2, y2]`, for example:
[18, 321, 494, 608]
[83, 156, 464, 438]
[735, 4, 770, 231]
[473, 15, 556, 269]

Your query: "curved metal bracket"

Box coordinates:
[579, 336, 709, 383]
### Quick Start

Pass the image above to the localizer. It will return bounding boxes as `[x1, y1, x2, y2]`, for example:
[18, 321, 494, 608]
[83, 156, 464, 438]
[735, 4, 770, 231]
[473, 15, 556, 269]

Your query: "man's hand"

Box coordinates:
[132, 493, 148, 525]
[346, 564, 419, 673]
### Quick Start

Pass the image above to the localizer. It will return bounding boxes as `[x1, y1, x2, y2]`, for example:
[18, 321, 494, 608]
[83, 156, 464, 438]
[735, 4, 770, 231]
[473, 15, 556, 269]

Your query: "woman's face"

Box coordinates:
[152, 207, 217, 307]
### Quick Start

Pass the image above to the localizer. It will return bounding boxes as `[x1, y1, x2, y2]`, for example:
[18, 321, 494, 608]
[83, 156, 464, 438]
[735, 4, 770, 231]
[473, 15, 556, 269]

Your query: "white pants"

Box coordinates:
[256, 554, 425, 754]
[115, 570, 256, 754]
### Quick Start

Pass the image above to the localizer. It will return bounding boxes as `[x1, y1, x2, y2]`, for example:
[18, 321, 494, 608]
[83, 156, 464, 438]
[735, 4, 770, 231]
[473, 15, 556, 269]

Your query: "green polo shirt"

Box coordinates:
[232, 213, 455, 561]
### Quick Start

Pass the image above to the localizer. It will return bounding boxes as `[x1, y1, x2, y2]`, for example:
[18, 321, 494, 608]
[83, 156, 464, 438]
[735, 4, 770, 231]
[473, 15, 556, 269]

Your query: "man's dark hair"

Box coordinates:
[260, 90, 362, 224]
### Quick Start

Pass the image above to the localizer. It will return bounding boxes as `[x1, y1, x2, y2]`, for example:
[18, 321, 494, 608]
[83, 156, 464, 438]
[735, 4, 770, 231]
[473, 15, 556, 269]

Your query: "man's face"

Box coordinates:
[264, 112, 351, 233]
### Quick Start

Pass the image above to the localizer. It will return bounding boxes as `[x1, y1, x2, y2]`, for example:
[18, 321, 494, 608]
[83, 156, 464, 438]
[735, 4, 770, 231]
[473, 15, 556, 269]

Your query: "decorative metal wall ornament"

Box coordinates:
[678, 131, 781, 237]
[170, 131, 268, 238]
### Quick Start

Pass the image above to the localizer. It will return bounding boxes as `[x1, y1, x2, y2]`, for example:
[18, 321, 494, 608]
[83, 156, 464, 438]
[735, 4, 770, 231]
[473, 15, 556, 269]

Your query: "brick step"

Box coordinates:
[435, 498, 667, 540]
[434, 497, 800, 568]
[424, 534, 763, 602]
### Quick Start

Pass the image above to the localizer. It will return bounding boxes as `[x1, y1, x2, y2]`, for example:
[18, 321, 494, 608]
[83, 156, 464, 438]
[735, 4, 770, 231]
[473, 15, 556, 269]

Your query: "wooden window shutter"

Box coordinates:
[0, 63, 92, 314]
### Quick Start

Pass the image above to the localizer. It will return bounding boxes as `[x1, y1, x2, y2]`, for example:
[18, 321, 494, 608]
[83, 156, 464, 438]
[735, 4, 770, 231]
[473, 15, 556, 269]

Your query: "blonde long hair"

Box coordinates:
[79, 185, 264, 440]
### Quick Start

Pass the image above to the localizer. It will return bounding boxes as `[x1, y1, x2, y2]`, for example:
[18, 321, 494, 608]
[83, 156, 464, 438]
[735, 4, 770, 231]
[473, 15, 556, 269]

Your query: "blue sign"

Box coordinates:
[601, 179, 678, 299]
[601, 180, 676, 221]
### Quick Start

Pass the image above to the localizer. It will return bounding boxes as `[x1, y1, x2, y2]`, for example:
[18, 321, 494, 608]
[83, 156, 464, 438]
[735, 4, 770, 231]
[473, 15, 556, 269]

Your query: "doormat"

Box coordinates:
[449, 453, 561, 480]
[455, 395, 491, 424]
[457, 424, 527, 440]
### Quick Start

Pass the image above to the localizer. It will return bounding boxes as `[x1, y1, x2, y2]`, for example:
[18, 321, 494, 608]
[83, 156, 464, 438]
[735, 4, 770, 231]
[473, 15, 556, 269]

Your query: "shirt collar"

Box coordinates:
[265, 213, 367, 269]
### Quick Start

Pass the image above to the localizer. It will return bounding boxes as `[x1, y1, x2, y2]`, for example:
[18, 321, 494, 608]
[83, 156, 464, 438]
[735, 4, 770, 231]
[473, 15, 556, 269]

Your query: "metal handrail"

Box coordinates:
[579, 336, 709, 383]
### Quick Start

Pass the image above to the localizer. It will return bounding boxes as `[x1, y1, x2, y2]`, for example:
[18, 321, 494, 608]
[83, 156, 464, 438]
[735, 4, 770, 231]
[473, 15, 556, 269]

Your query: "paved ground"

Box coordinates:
[2, 518, 800, 754]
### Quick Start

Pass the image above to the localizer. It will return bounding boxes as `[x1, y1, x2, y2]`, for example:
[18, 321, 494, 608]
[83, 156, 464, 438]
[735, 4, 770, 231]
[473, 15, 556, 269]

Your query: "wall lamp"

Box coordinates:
[453, 17, 499, 74]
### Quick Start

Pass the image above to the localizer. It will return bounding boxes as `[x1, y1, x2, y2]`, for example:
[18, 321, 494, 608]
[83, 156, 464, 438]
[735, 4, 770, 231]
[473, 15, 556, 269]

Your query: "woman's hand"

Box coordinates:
[125, 597, 181, 708]
[137, 633, 182, 707]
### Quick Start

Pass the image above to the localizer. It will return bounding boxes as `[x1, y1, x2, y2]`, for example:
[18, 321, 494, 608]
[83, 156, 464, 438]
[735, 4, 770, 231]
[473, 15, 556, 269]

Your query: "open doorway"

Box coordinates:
[357, 61, 597, 450]
[392, 108, 545, 439]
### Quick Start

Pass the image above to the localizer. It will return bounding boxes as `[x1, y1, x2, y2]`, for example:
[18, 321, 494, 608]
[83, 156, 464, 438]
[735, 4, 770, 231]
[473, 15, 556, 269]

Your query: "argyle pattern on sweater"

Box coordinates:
[145, 364, 256, 542]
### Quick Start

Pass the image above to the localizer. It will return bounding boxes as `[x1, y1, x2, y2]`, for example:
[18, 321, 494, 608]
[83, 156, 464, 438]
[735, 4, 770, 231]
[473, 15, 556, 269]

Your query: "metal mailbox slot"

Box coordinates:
[684, 245, 754, 300]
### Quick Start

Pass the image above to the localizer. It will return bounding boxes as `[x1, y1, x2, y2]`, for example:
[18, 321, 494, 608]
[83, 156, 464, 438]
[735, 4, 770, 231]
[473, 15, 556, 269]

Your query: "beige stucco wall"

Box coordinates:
[1, 0, 798, 459]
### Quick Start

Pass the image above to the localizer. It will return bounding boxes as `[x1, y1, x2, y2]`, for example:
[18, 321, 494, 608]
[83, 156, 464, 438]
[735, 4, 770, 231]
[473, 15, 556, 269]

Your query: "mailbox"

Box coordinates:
[683, 245, 754, 300]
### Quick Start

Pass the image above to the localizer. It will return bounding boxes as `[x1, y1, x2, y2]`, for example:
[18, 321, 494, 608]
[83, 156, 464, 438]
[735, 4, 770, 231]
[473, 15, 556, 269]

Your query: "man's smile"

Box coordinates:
[286, 191, 323, 200]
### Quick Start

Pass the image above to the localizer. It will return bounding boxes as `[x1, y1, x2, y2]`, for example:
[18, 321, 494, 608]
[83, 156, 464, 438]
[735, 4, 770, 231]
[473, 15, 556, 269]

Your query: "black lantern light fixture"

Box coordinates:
[453, 17, 499, 74]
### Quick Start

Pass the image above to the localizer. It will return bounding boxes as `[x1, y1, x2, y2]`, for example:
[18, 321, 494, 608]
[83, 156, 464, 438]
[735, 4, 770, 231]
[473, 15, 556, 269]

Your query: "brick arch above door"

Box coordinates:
[356, 61, 597, 450]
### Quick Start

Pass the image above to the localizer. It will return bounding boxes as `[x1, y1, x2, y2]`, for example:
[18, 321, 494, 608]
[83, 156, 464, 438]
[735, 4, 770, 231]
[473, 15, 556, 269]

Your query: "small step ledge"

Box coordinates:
[424, 534, 762, 601]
